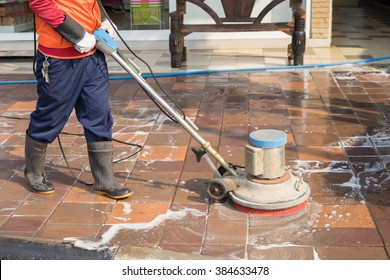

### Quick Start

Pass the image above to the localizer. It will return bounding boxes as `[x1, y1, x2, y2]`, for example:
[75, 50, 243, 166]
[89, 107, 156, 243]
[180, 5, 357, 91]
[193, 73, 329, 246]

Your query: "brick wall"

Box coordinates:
[310, 0, 332, 39]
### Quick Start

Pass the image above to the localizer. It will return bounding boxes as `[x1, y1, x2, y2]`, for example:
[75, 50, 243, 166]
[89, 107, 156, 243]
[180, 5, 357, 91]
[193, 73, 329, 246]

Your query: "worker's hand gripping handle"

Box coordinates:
[93, 28, 120, 55]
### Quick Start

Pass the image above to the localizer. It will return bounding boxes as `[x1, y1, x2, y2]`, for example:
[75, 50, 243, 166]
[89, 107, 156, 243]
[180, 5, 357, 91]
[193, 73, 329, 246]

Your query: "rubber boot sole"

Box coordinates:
[94, 190, 133, 200]
[32, 189, 55, 195]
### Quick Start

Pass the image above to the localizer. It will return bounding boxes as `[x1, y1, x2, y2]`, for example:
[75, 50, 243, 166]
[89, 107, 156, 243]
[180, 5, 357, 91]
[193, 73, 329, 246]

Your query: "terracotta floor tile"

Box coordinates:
[202, 245, 246, 259]
[63, 186, 114, 203]
[172, 82, 205, 91]
[294, 133, 340, 146]
[219, 127, 249, 147]
[312, 204, 376, 229]
[249, 75, 280, 84]
[126, 183, 176, 204]
[249, 225, 313, 247]
[133, 160, 184, 173]
[368, 204, 390, 220]
[0, 216, 9, 227]
[0, 200, 21, 215]
[170, 204, 208, 221]
[309, 180, 361, 205]
[2, 134, 25, 146]
[285, 99, 324, 109]
[344, 147, 378, 156]
[183, 153, 216, 173]
[36, 224, 101, 240]
[297, 146, 346, 161]
[0, 174, 31, 201]
[13, 200, 59, 216]
[316, 246, 388, 260]
[249, 208, 313, 246]
[0, 170, 16, 181]
[107, 203, 170, 224]
[0, 216, 47, 237]
[145, 133, 190, 146]
[250, 99, 285, 111]
[248, 245, 314, 260]
[179, 171, 214, 184]
[101, 224, 164, 248]
[223, 112, 249, 127]
[205, 219, 247, 246]
[288, 108, 329, 118]
[313, 228, 383, 246]
[291, 124, 336, 134]
[332, 115, 360, 127]
[139, 145, 188, 161]
[190, 132, 220, 147]
[47, 202, 113, 225]
[160, 219, 206, 245]
[359, 170, 390, 191]
[0, 133, 12, 145]
[217, 146, 245, 167]
[173, 186, 209, 205]
[112, 132, 149, 147]
[348, 156, 382, 173]
[376, 219, 390, 246]
[129, 170, 181, 187]
[7, 101, 36, 111]
[159, 244, 202, 255]
[285, 146, 298, 160]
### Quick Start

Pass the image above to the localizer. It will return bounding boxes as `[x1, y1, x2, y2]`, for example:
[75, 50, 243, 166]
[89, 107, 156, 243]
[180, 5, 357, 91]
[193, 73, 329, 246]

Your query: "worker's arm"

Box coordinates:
[29, 0, 65, 27]
[29, 0, 95, 53]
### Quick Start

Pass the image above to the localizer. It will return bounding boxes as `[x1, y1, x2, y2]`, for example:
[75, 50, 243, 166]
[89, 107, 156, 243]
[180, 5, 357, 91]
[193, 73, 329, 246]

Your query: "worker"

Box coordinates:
[25, 0, 132, 199]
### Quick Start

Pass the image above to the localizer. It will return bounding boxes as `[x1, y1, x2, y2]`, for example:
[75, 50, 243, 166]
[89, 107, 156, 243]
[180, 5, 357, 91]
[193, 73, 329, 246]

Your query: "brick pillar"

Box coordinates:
[310, 0, 333, 40]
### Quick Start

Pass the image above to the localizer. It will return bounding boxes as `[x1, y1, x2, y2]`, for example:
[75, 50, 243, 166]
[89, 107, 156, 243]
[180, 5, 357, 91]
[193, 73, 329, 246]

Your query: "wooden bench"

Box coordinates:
[169, 0, 306, 68]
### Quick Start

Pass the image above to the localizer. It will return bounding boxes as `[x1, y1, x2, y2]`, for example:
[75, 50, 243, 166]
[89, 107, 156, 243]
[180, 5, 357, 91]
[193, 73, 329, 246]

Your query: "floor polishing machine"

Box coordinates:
[93, 29, 310, 215]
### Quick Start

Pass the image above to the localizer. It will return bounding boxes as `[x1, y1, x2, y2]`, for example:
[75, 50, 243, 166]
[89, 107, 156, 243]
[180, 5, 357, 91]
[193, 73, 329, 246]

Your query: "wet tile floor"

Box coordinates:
[1, 63, 390, 260]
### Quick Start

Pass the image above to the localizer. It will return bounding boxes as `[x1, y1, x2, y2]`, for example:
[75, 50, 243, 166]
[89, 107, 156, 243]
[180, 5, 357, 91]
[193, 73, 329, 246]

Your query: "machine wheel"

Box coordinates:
[207, 180, 229, 201]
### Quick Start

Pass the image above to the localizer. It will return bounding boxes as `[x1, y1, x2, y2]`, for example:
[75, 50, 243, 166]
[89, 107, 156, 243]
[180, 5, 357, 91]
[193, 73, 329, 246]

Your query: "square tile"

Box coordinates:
[37, 224, 101, 240]
[376, 219, 390, 246]
[160, 220, 206, 245]
[313, 228, 383, 246]
[202, 245, 246, 259]
[312, 205, 376, 229]
[0, 216, 47, 237]
[13, 200, 59, 216]
[107, 203, 170, 224]
[248, 245, 314, 260]
[316, 246, 388, 260]
[205, 219, 247, 246]
[47, 202, 113, 225]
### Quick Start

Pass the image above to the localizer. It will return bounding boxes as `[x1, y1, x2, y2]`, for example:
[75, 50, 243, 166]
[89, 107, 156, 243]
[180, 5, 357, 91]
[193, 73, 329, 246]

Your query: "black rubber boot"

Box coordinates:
[24, 134, 54, 194]
[87, 141, 132, 199]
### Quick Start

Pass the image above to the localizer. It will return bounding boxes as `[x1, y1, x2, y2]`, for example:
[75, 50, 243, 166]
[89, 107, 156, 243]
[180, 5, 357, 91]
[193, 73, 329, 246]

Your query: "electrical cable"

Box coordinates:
[32, 15, 37, 76]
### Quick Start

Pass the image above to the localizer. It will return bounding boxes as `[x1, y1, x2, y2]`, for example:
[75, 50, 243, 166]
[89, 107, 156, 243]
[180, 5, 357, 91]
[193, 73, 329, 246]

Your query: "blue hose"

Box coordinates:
[2, 55, 390, 85]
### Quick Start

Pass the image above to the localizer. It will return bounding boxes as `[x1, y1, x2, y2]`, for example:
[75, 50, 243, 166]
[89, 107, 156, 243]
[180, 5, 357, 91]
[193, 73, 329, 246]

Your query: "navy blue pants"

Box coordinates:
[28, 50, 113, 143]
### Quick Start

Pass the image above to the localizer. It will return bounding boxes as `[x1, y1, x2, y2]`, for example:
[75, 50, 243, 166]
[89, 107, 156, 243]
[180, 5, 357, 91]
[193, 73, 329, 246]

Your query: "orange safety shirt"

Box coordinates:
[29, 0, 102, 59]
